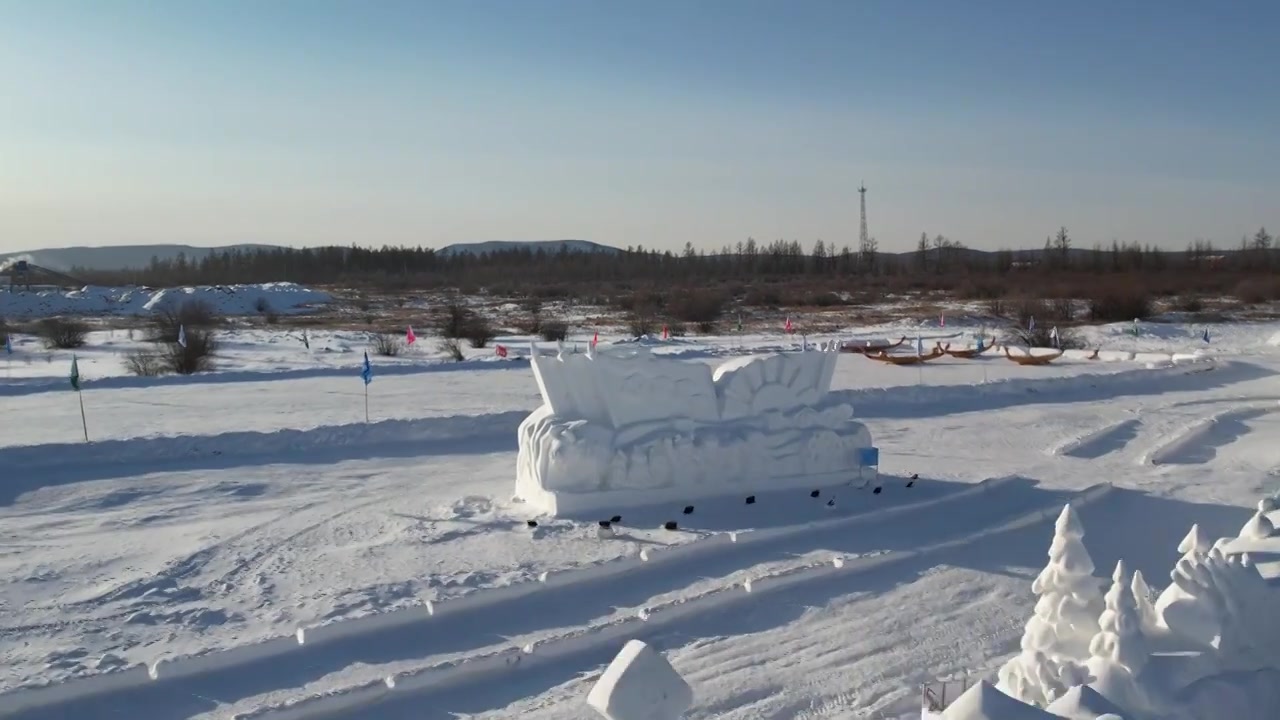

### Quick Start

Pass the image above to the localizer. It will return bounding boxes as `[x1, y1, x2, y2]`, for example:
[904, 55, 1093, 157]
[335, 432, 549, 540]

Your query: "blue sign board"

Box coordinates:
[858, 446, 880, 466]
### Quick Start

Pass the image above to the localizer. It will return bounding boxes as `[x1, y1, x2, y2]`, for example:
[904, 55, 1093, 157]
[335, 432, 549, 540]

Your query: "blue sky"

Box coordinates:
[2, 0, 1276, 253]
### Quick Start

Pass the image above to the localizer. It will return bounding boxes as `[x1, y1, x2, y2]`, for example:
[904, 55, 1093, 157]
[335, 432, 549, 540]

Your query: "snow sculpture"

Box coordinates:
[1130, 570, 1160, 635]
[1089, 560, 1148, 675]
[515, 345, 875, 516]
[1158, 545, 1276, 671]
[1156, 525, 1221, 648]
[1238, 508, 1276, 540]
[940, 681, 1061, 719]
[1044, 684, 1129, 719]
[997, 504, 1102, 706]
[586, 640, 693, 720]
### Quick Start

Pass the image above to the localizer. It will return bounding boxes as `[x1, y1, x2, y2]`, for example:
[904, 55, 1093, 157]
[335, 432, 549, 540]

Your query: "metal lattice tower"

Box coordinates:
[858, 183, 869, 255]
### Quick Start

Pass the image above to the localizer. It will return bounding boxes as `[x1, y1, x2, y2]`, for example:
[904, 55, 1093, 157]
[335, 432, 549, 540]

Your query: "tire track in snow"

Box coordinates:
[0, 475, 1045, 718]
[235, 483, 1115, 720]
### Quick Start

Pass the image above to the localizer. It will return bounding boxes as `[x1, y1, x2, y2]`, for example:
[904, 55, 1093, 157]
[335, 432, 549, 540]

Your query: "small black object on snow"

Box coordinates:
[907, 472, 918, 488]
[610, 515, 622, 524]
[598, 520, 612, 528]
[526, 520, 539, 528]
[682, 505, 694, 515]
[745, 495, 756, 505]
[872, 486, 882, 494]
[826, 499, 836, 507]
[810, 490, 820, 498]
[663, 521, 678, 531]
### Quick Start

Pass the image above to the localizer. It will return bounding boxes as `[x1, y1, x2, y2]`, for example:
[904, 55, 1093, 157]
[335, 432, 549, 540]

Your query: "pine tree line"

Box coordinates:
[72, 228, 1276, 294]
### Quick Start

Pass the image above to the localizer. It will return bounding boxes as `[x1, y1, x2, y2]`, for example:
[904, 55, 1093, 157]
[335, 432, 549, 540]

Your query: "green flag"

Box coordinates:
[736, 314, 743, 332]
[70, 355, 80, 391]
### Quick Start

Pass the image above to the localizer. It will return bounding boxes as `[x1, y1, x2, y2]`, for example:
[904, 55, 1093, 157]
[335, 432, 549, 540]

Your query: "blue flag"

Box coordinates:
[361, 351, 373, 386]
[1202, 328, 1210, 344]
[916, 335, 924, 356]
[4, 334, 11, 355]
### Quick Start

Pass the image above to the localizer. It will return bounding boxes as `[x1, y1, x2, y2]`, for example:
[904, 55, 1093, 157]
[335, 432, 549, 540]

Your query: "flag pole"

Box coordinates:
[364, 383, 369, 423]
[77, 388, 89, 442]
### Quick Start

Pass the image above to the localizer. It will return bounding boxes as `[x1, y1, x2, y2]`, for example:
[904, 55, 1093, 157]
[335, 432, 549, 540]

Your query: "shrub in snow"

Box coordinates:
[1089, 560, 1147, 676]
[163, 328, 217, 375]
[438, 337, 464, 361]
[148, 299, 219, 343]
[125, 349, 167, 377]
[539, 321, 568, 342]
[997, 504, 1103, 706]
[36, 317, 88, 349]
[370, 333, 403, 357]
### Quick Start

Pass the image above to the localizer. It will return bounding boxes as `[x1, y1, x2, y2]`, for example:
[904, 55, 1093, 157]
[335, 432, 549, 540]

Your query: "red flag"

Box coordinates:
[591, 331, 598, 348]
[662, 325, 669, 340]
[784, 317, 793, 334]
[940, 313, 946, 328]
[495, 344, 508, 358]
[406, 326, 416, 345]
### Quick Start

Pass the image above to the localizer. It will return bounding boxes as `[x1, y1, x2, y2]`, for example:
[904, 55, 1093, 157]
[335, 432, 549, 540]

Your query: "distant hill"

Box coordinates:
[0, 244, 282, 273]
[435, 239, 621, 257]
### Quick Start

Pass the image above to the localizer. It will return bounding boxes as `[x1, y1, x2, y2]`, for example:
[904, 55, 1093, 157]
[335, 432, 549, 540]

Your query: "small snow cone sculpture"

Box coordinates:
[587, 640, 693, 720]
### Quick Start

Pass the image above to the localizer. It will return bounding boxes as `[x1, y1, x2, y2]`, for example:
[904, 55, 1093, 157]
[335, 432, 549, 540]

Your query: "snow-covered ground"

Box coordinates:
[1, 319, 1278, 719]
[0, 282, 330, 319]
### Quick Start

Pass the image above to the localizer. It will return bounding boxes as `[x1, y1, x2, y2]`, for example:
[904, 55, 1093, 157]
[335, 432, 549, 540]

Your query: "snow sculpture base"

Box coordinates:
[586, 640, 693, 720]
[515, 345, 875, 517]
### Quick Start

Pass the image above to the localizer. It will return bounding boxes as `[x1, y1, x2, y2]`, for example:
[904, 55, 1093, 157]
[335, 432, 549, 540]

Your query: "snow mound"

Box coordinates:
[1044, 684, 1129, 719]
[515, 345, 875, 517]
[0, 282, 329, 318]
[586, 640, 692, 720]
[1239, 511, 1276, 540]
[942, 681, 1061, 719]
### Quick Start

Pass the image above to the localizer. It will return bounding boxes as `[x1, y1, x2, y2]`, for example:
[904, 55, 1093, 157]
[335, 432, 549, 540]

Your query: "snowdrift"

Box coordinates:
[515, 345, 876, 517]
[0, 282, 329, 318]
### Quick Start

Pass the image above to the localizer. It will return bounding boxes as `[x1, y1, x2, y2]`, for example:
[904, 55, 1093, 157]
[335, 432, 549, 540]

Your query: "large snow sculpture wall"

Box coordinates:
[515, 344, 876, 516]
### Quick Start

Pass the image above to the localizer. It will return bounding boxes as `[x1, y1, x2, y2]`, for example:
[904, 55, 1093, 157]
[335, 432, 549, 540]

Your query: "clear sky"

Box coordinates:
[2, 0, 1277, 254]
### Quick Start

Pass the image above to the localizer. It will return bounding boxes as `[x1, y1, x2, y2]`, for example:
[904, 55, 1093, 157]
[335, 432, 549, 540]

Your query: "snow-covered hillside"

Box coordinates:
[0, 320, 1278, 719]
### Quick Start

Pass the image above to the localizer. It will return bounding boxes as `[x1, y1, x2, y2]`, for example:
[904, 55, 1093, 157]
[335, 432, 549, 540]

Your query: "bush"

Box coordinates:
[125, 350, 167, 377]
[539, 321, 568, 342]
[464, 315, 495, 348]
[438, 338, 464, 362]
[627, 311, 657, 337]
[1088, 290, 1152, 322]
[163, 329, 217, 374]
[695, 321, 716, 334]
[255, 297, 271, 314]
[1007, 324, 1086, 350]
[1174, 295, 1205, 313]
[371, 333, 402, 357]
[149, 299, 219, 343]
[1234, 278, 1280, 305]
[438, 302, 473, 339]
[665, 290, 725, 323]
[37, 318, 88, 349]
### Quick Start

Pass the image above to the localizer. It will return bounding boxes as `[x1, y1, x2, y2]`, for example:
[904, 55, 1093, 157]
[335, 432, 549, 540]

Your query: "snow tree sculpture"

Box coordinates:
[1238, 502, 1276, 541]
[1166, 547, 1276, 671]
[1090, 559, 1148, 676]
[1156, 523, 1217, 645]
[997, 504, 1102, 706]
[1131, 569, 1160, 635]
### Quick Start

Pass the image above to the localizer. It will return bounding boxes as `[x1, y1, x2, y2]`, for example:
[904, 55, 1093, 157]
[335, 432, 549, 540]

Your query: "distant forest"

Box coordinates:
[74, 228, 1278, 307]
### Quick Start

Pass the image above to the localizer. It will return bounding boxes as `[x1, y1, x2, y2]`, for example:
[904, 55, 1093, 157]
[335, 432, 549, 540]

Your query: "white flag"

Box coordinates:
[177, 324, 187, 348]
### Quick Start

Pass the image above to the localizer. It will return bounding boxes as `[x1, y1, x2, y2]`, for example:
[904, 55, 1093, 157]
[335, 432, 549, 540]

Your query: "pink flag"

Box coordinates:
[940, 313, 946, 327]
[784, 317, 793, 334]
[495, 344, 508, 358]
[406, 326, 416, 345]
[662, 325, 669, 340]
[591, 331, 598, 349]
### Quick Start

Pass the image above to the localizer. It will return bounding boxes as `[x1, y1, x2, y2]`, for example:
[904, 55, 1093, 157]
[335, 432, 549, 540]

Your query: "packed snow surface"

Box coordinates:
[0, 319, 1278, 719]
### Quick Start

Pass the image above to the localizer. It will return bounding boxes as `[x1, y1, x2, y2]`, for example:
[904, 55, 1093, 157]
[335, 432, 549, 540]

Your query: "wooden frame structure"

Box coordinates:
[840, 336, 907, 354]
[1002, 345, 1064, 366]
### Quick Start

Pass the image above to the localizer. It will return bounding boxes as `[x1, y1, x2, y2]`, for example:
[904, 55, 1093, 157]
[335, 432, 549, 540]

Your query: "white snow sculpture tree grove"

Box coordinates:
[997, 504, 1102, 706]
[1089, 560, 1148, 676]
[514, 345, 876, 517]
[1156, 524, 1221, 648]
